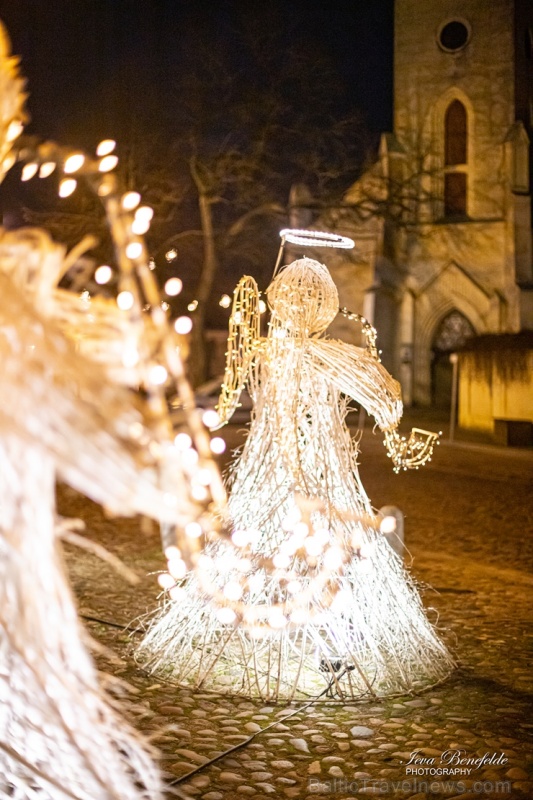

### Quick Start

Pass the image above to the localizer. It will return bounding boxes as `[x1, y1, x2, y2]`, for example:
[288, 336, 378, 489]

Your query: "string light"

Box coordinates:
[174, 316, 193, 335]
[131, 216, 150, 234]
[116, 291, 134, 311]
[96, 139, 116, 157]
[63, 153, 85, 174]
[187, 300, 198, 311]
[165, 248, 178, 262]
[121, 191, 141, 210]
[148, 364, 168, 386]
[21, 162, 38, 181]
[125, 242, 142, 259]
[6, 119, 24, 142]
[209, 436, 226, 454]
[164, 277, 182, 296]
[94, 265, 113, 285]
[98, 154, 119, 172]
[219, 294, 231, 308]
[202, 409, 220, 428]
[39, 161, 56, 178]
[59, 178, 77, 197]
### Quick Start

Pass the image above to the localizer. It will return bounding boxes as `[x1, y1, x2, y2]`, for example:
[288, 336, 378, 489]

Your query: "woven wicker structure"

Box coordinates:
[137, 258, 454, 701]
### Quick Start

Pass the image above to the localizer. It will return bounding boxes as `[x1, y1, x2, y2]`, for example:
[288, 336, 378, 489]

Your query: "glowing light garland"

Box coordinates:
[137, 258, 453, 700]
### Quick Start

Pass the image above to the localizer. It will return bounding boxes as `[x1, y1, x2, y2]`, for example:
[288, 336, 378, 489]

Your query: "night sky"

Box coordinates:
[0, 0, 395, 320]
[0, 0, 394, 148]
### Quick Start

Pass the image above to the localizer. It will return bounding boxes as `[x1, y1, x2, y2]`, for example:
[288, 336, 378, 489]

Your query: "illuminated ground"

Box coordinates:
[60, 415, 533, 799]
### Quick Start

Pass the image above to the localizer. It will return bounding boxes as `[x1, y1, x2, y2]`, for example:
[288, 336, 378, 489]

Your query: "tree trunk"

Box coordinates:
[189, 187, 218, 386]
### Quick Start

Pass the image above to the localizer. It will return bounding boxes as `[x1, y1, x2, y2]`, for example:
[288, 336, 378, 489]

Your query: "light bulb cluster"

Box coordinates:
[157, 493, 386, 634]
[339, 306, 380, 361]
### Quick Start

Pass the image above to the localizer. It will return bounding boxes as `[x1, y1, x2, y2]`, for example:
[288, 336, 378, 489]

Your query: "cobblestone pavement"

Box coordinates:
[60, 418, 533, 800]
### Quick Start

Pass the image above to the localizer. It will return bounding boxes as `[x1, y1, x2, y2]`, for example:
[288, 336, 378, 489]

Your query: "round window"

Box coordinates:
[438, 20, 470, 53]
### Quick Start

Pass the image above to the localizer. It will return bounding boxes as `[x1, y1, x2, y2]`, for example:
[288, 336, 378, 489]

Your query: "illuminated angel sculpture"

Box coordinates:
[138, 257, 453, 701]
[0, 234, 176, 798]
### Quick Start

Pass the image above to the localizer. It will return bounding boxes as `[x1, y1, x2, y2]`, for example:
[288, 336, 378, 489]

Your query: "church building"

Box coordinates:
[324, 0, 533, 409]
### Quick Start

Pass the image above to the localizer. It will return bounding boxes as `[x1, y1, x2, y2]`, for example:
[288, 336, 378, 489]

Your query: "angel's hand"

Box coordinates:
[215, 275, 261, 427]
[383, 427, 440, 472]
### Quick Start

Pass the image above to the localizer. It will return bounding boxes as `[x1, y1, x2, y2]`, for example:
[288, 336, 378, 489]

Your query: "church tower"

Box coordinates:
[390, 0, 533, 405]
[327, 0, 533, 409]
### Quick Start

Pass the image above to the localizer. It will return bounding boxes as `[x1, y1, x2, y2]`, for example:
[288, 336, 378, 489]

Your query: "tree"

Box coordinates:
[15, 9, 373, 384]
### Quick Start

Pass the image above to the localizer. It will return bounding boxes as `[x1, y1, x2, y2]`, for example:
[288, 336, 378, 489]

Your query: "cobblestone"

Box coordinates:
[62, 422, 533, 799]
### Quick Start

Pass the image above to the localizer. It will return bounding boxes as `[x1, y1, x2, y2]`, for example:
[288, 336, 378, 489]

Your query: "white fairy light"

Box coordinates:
[59, 177, 77, 197]
[135, 205, 154, 222]
[131, 216, 150, 234]
[185, 522, 203, 539]
[167, 557, 187, 580]
[158, 572, 177, 590]
[202, 409, 220, 428]
[258, 299, 267, 314]
[231, 529, 250, 548]
[164, 277, 183, 296]
[98, 154, 119, 172]
[217, 607, 237, 624]
[219, 294, 231, 308]
[39, 161, 56, 178]
[223, 581, 243, 601]
[209, 436, 226, 454]
[94, 264, 113, 285]
[6, 119, 24, 142]
[187, 300, 198, 311]
[96, 139, 116, 156]
[174, 432, 192, 450]
[169, 586, 186, 602]
[121, 191, 141, 210]
[165, 248, 178, 262]
[116, 290, 134, 311]
[63, 153, 85, 173]
[174, 316, 192, 335]
[191, 484, 209, 501]
[121, 344, 140, 368]
[380, 515, 397, 534]
[125, 241, 142, 260]
[148, 364, 168, 386]
[21, 162, 38, 181]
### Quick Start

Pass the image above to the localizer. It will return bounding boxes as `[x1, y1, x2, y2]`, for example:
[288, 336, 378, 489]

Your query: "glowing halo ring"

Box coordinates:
[279, 228, 355, 249]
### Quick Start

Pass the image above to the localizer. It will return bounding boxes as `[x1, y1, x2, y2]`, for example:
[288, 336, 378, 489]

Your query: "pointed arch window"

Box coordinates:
[443, 100, 468, 217]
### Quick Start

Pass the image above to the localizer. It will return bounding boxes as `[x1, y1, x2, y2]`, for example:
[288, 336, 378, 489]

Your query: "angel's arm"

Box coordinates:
[214, 275, 262, 428]
[307, 338, 439, 471]
[307, 338, 403, 428]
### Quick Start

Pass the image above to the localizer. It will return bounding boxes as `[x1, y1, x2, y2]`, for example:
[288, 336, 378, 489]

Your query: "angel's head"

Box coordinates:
[266, 257, 338, 335]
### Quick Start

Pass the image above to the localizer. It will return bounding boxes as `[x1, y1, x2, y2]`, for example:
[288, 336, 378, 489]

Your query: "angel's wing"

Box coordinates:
[214, 275, 262, 428]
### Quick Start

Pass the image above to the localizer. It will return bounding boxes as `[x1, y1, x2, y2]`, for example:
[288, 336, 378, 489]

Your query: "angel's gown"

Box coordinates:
[138, 259, 454, 702]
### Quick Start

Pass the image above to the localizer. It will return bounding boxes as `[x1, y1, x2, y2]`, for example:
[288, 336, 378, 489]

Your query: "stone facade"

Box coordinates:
[325, 0, 533, 407]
